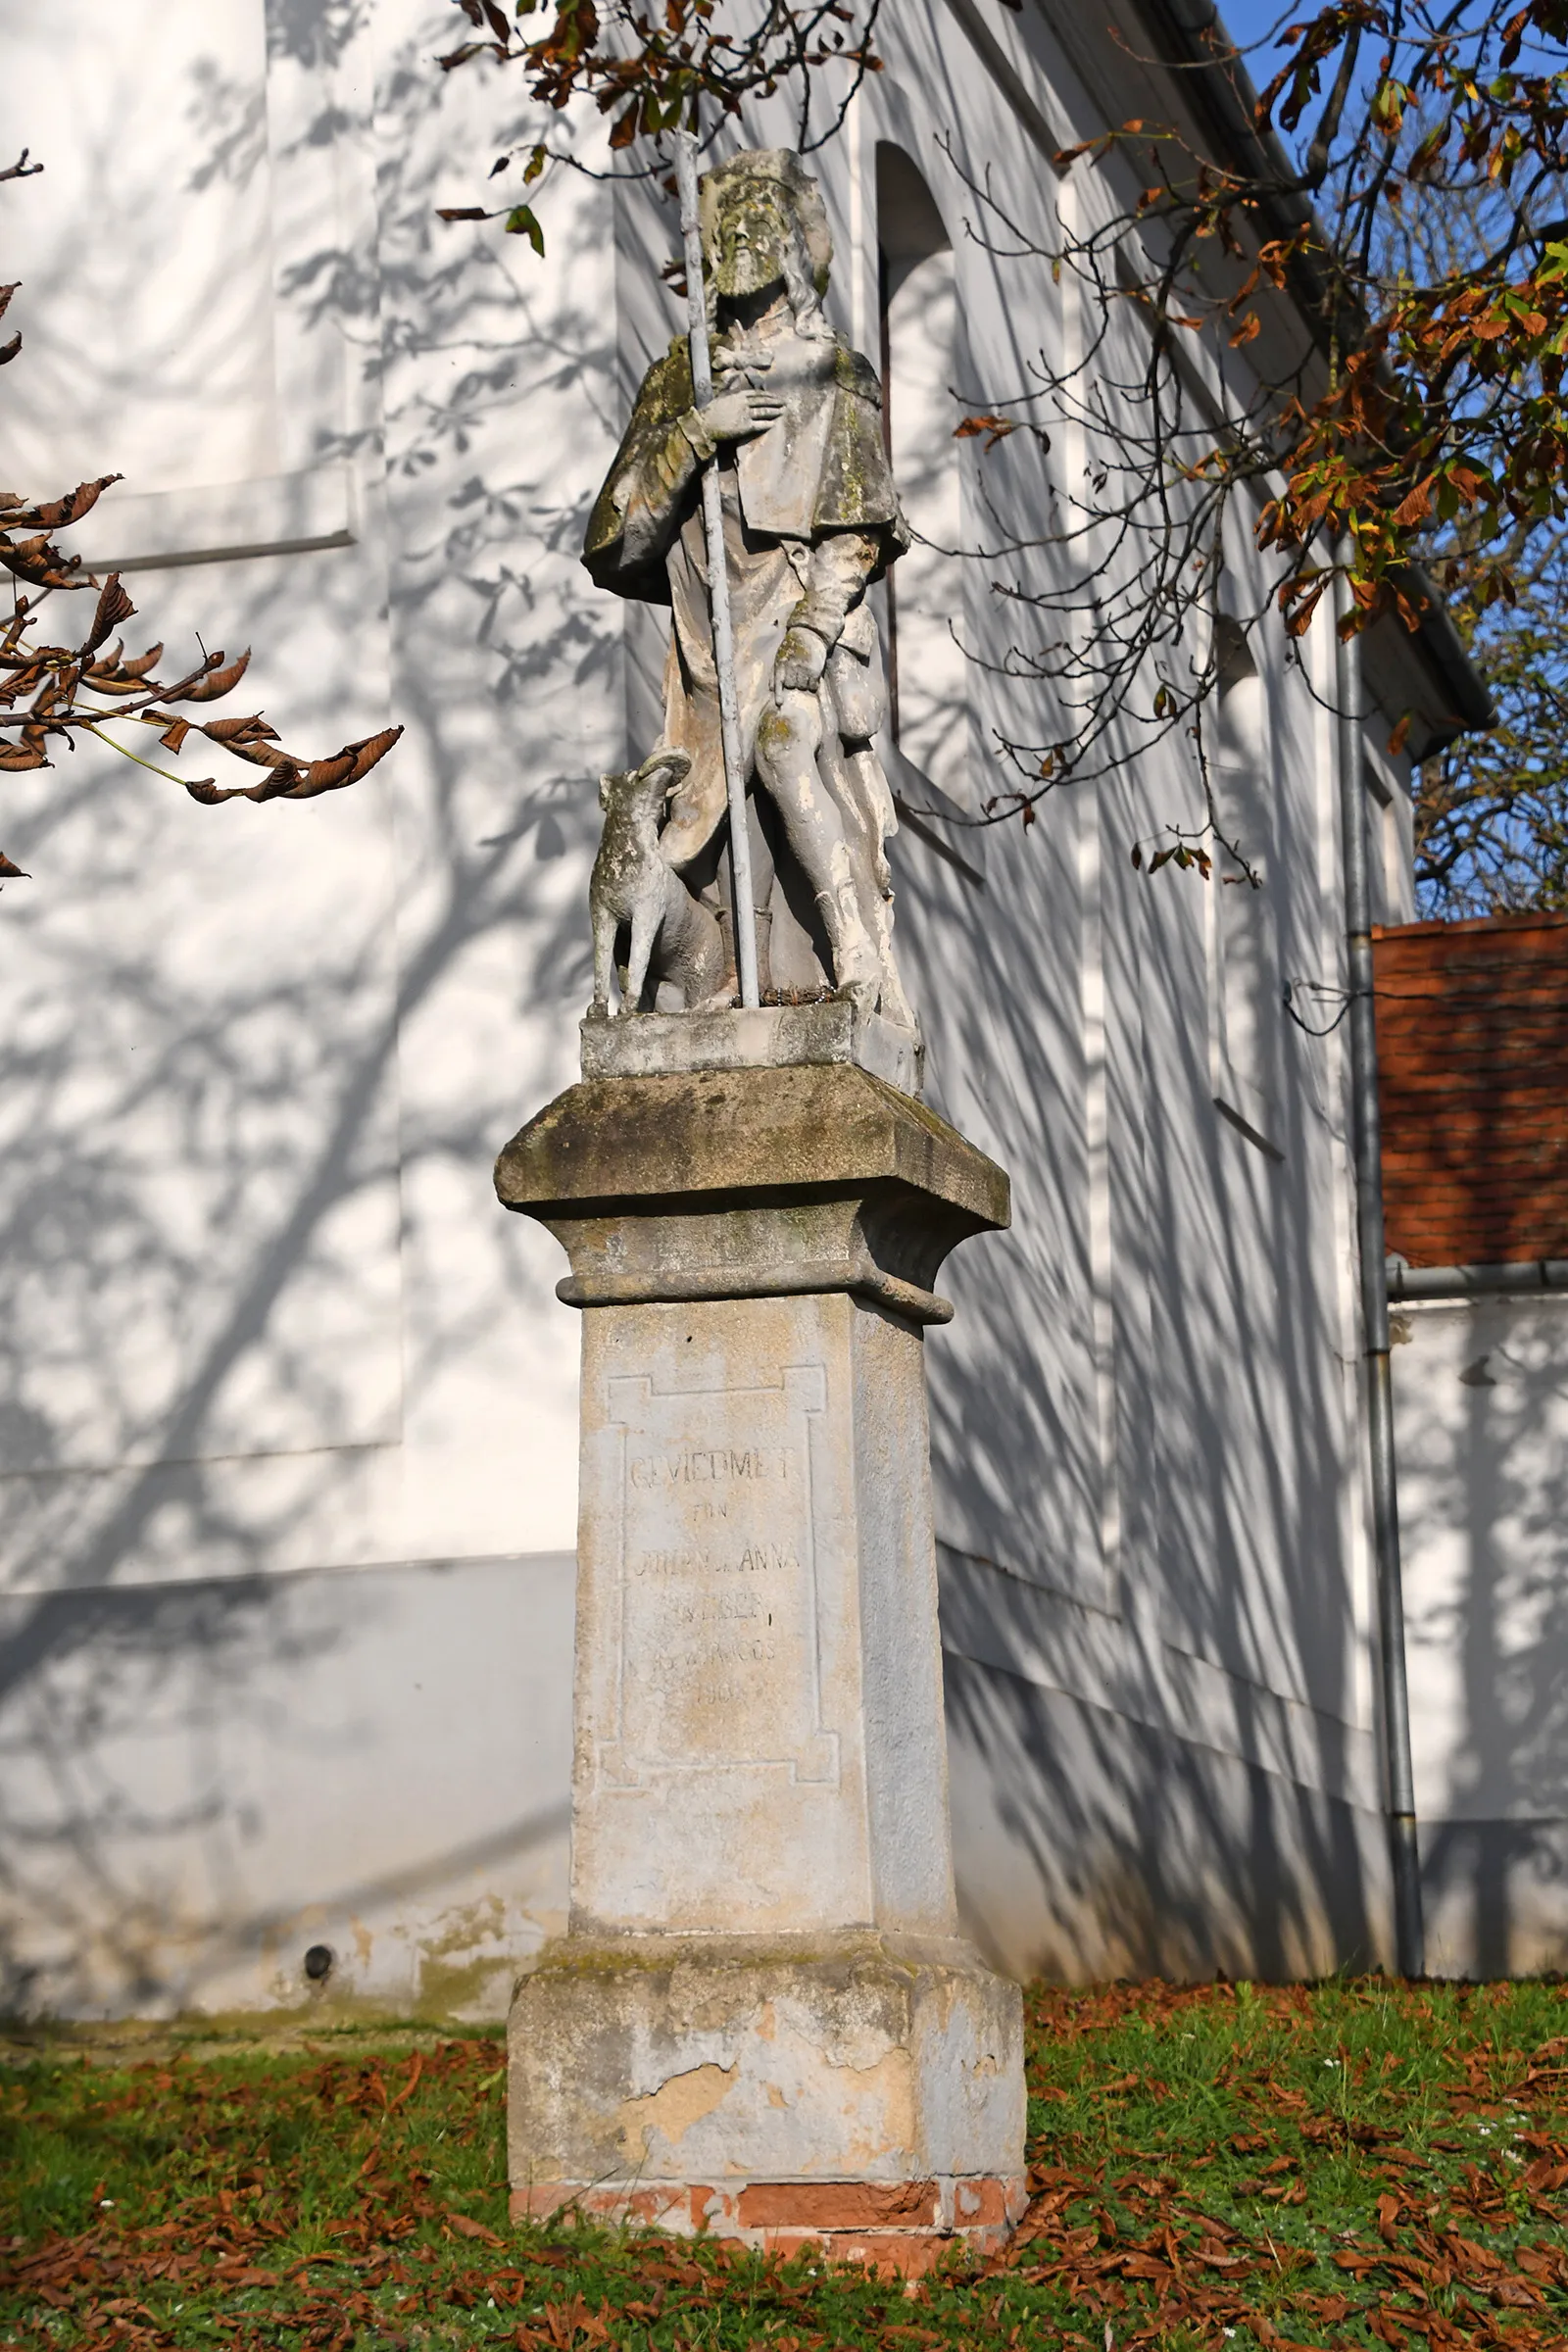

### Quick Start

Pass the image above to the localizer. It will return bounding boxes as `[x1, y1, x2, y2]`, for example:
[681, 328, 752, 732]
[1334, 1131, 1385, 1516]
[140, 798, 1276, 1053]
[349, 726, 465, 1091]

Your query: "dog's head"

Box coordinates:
[598, 747, 693, 821]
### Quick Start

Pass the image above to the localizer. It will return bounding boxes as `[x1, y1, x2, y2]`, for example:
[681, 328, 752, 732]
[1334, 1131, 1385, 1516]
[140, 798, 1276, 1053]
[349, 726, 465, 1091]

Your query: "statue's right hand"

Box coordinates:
[696, 386, 787, 442]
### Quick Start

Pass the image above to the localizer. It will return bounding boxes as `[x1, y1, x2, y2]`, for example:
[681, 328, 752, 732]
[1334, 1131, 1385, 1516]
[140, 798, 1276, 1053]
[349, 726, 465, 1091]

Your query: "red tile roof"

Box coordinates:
[1374, 912, 1568, 1267]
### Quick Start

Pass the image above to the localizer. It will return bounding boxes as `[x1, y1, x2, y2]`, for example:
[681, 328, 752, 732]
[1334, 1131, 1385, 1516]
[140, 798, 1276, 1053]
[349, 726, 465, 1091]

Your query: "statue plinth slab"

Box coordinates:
[580, 997, 925, 1097]
[495, 1046, 1025, 2269]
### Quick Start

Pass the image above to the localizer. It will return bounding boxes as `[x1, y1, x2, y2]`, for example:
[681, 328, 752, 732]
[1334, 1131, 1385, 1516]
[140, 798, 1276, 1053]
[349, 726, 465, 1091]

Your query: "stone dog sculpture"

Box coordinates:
[583, 147, 917, 1029]
[589, 748, 727, 1015]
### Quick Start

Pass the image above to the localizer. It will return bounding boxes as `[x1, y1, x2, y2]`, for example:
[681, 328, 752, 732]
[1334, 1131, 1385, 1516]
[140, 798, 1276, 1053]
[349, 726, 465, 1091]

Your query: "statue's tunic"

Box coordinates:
[583, 310, 908, 870]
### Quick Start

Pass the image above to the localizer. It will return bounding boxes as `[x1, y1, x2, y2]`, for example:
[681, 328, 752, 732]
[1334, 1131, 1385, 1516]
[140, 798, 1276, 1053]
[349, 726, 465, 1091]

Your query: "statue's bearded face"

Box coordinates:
[710, 182, 793, 298]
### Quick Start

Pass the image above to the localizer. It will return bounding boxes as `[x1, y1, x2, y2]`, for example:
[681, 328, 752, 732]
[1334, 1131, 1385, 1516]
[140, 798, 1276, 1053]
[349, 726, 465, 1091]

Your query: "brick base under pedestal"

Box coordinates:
[508, 1935, 1027, 2277]
[511, 2175, 1030, 2275]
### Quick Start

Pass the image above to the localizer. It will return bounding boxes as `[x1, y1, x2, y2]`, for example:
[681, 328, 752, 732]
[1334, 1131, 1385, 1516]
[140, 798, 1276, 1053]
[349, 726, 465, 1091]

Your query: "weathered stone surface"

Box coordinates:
[510, 2178, 1028, 2275]
[581, 149, 915, 1024]
[508, 1931, 1025, 2262]
[570, 1291, 955, 1934]
[495, 1062, 1008, 1326]
[498, 1064, 1023, 2259]
[580, 1000, 925, 1097]
[497, 1061, 1005, 1222]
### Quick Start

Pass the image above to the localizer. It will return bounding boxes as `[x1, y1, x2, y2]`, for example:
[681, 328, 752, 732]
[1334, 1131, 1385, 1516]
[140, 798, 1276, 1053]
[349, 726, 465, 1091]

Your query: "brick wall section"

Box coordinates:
[1373, 911, 1568, 1268]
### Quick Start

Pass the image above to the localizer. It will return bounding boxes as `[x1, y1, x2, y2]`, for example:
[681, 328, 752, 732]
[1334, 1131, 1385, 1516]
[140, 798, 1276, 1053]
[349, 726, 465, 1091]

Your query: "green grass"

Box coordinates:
[3, 1979, 1567, 2349]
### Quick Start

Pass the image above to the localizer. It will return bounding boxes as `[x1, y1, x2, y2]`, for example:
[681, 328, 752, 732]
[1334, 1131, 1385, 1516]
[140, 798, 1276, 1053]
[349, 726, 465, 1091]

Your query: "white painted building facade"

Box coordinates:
[1396, 1291, 1568, 1980]
[0, 0, 1495, 2018]
[1373, 913, 1568, 1980]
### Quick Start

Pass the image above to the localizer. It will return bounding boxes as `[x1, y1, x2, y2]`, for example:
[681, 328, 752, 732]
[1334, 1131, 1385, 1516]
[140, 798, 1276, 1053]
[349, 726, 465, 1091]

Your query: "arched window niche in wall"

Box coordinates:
[875, 144, 968, 806]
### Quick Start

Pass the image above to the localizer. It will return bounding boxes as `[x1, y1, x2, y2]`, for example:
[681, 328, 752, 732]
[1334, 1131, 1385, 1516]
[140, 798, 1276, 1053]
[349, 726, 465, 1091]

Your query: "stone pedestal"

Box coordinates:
[495, 1016, 1025, 2270]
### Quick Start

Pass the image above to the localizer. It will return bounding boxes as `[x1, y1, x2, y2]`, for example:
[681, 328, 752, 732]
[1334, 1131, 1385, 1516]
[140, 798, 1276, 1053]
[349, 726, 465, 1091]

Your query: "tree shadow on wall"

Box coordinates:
[1406, 1314, 1568, 1978]
[0, 7, 611, 2016]
[884, 529, 1383, 1983]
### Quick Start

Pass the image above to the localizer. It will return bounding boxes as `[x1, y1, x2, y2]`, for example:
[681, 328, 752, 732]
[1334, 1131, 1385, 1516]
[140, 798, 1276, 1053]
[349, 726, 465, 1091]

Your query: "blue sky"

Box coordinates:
[1212, 0, 1300, 111]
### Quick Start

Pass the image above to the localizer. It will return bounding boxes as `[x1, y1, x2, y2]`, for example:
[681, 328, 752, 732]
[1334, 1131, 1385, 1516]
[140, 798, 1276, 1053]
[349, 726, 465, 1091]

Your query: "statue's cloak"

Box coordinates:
[583, 333, 907, 605]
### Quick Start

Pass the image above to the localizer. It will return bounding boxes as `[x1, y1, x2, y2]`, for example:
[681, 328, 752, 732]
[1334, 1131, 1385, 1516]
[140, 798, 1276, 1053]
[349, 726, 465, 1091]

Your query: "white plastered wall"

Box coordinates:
[1, 0, 1409, 2015]
[851, 3, 1391, 1981]
[0, 0, 606, 2019]
[1394, 1297, 1568, 1978]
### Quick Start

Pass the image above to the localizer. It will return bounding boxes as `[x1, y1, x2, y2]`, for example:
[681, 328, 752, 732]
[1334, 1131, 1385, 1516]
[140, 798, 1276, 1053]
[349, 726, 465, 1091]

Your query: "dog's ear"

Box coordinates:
[636, 747, 690, 793]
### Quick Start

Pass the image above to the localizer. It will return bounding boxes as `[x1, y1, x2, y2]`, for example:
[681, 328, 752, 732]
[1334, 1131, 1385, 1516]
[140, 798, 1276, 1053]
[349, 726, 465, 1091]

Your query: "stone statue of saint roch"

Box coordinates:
[503, 152, 1024, 2267]
[583, 147, 917, 1029]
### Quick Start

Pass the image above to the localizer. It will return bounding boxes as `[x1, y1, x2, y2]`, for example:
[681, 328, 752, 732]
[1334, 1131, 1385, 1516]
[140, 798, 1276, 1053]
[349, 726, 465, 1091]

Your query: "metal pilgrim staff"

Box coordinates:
[581, 142, 919, 1031]
[674, 128, 760, 1011]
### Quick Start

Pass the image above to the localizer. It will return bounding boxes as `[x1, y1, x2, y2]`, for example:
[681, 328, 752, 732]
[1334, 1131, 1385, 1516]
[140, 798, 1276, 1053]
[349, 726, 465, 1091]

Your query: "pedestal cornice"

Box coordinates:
[495, 1062, 1009, 1327]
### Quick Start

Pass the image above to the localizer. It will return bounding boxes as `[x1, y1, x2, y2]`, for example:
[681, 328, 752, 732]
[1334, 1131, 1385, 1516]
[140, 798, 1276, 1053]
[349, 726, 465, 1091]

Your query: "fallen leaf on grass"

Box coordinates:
[1442, 2228, 1504, 2274]
[1367, 2309, 1412, 2347]
[514, 2296, 613, 2349]
[446, 2211, 504, 2245]
[1251, 2321, 1329, 2352]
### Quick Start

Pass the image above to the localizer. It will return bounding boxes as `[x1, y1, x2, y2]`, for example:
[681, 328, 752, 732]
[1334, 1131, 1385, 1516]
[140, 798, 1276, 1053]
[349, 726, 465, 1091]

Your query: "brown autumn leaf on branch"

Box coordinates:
[955, 414, 1018, 452]
[432, 0, 884, 249]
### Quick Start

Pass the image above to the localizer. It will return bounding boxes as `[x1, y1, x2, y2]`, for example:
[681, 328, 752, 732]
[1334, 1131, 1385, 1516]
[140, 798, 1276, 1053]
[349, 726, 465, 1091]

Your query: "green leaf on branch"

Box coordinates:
[504, 204, 545, 254]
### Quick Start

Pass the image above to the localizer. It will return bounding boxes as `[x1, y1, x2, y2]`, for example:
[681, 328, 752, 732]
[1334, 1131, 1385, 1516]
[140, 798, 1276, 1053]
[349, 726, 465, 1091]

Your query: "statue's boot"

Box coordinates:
[814, 878, 880, 1014]
[865, 883, 916, 1031]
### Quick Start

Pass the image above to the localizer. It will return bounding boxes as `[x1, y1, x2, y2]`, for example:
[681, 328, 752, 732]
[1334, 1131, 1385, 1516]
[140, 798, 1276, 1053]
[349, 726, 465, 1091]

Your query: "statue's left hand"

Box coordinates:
[773, 625, 829, 695]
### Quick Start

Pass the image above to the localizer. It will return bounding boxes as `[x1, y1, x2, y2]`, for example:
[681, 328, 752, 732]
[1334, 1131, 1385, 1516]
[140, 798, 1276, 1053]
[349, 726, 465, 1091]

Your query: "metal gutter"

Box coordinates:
[1397, 564, 1497, 734]
[1338, 537, 1426, 1981]
[1389, 1259, 1568, 1300]
[1127, 0, 1332, 283]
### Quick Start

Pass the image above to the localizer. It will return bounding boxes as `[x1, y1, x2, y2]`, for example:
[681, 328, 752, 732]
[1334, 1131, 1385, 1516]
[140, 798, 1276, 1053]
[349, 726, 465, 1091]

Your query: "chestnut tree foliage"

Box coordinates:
[434, 0, 883, 256]
[441, 0, 1568, 907]
[1375, 122, 1568, 909]
[1414, 527, 1568, 908]
[0, 152, 401, 889]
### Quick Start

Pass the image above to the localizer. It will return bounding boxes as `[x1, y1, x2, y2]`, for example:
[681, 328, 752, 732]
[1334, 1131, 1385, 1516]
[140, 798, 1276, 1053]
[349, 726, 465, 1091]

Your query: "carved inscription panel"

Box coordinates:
[600, 1364, 838, 1787]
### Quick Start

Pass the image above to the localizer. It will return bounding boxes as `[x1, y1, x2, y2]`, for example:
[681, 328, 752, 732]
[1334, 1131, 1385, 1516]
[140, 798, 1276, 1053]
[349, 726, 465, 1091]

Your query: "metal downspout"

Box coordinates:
[1337, 539, 1425, 1978]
